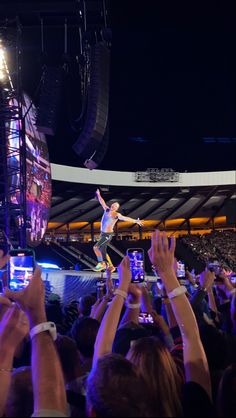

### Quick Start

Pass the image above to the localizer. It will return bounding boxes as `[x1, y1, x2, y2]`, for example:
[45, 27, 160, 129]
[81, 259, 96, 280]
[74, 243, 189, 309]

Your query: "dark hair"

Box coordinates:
[217, 363, 236, 417]
[86, 353, 154, 417]
[79, 295, 96, 317]
[55, 335, 80, 380]
[71, 317, 99, 358]
[112, 323, 150, 356]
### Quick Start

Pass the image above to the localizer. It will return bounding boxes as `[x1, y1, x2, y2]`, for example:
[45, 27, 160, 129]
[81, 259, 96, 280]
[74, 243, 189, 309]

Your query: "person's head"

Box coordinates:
[126, 336, 182, 417]
[112, 322, 151, 356]
[71, 317, 100, 359]
[55, 335, 81, 383]
[78, 295, 96, 317]
[217, 363, 236, 417]
[5, 366, 33, 417]
[110, 202, 120, 212]
[86, 353, 154, 417]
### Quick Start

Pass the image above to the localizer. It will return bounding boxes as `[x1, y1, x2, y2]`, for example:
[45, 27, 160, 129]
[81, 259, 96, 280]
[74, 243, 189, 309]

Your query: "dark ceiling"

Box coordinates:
[0, 0, 236, 172]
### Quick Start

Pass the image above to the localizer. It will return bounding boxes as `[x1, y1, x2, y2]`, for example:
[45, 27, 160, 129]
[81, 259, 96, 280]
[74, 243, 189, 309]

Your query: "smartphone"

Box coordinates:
[138, 312, 154, 324]
[177, 261, 185, 278]
[126, 248, 145, 283]
[8, 249, 35, 291]
[96, 280, 105, 299]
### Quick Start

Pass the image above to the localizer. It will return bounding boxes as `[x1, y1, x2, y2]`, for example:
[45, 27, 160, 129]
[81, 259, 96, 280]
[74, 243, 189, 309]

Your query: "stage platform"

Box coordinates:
[41, 269, 155, 305]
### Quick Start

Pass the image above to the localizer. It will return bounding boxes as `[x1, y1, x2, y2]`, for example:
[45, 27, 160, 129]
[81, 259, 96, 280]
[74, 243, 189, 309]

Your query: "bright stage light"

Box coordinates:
[0, 43, 6, 81]
[38, 262, 61, 270]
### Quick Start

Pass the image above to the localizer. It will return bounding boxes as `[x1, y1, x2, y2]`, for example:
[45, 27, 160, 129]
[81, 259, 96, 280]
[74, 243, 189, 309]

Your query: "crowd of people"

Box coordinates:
[181, 230, 236, 272]
[0, 230, 236, 417]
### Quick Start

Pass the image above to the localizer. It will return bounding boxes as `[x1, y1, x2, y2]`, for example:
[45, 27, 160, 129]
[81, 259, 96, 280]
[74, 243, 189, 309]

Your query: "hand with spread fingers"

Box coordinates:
[148, 230, 176, 278]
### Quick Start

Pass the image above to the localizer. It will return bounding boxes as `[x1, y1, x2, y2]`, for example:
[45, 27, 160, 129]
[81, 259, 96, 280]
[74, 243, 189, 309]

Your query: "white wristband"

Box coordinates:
[30, 322, 57, 341]
[126, 302, 141, 309]
[114, 289, 127, 300]
[168, 285, 187, 299]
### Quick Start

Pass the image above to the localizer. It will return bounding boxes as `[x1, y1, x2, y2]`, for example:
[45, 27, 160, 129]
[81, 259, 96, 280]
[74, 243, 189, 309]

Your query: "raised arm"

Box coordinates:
[4, 268, 67, 416]
[148, 230, 212, 400]
[117, 213, 144, 226]
[96, 189, 108, 211]
[93, 256, 132, 366]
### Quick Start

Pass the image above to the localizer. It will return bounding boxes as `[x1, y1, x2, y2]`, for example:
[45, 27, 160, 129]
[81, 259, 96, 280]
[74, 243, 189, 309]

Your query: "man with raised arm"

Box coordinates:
[93, 189, 144, 272]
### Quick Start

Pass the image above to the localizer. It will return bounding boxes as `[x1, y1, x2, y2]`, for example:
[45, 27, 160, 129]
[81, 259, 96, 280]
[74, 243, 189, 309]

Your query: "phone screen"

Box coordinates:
[138, 312, 154, 324]
[177, 261, 185, 278]
[127, 248, 145, 283]
[8, 249, 35, 291]
[96, 280, 105, 299]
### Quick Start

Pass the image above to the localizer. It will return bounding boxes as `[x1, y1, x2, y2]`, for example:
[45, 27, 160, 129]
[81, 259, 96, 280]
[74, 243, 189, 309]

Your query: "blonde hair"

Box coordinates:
[127, 336, 183, 417]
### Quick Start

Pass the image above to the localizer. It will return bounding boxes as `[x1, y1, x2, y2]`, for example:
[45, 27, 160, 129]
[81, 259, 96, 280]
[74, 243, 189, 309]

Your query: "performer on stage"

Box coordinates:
[93, 189, 144, 272]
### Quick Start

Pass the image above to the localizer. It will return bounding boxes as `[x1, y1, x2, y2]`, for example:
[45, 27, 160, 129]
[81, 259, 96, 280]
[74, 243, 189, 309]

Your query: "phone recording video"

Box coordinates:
[126, 248, 145, 283]
[96, 280, 106, 299]
[8, 249, 35, 291]
[138, 312, 154, 324]
[177, 261, 185, 278]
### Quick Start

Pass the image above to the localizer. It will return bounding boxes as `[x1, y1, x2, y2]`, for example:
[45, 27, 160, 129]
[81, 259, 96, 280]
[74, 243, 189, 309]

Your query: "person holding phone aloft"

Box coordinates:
[93, 189, 144, 272]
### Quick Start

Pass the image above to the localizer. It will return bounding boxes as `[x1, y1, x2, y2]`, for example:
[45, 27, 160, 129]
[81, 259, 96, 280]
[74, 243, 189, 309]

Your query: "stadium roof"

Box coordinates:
[49, 167, 236, 232]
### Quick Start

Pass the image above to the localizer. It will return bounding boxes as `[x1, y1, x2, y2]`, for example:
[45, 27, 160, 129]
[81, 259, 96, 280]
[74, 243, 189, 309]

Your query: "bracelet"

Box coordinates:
[125, 302, 141, 309]
[113, 289, 127, 300]
[0, 368, 14, 372]
[168, 285, 187, 299]
[30, 322, 57, 341]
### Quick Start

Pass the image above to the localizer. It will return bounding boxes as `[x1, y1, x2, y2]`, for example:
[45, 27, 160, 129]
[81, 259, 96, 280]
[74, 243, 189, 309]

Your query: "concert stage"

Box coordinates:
[41, 269, 155, 305]
[41, 269, 118, 304]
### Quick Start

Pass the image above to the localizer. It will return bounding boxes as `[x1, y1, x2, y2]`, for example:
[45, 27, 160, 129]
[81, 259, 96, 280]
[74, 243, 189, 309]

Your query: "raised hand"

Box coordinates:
[200, 269, 215, 290]
[0, 305, 29, 353]
[4, 267, 46, 328]
[140, 285, 153, 314]
[117, 255, 132, 293]
[127, 283, 142, 304]
[137, 218, 144, 226]
[105, 267, 114, 298]
[148, 230, 176, 275]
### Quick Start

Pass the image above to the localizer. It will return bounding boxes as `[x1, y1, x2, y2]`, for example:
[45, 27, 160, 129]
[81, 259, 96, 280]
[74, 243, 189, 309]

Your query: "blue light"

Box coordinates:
[37, 262, 61, 270]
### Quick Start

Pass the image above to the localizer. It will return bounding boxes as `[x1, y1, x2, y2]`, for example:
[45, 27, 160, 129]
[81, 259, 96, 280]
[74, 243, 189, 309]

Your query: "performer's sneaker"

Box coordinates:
[93, 262, 106, 272]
